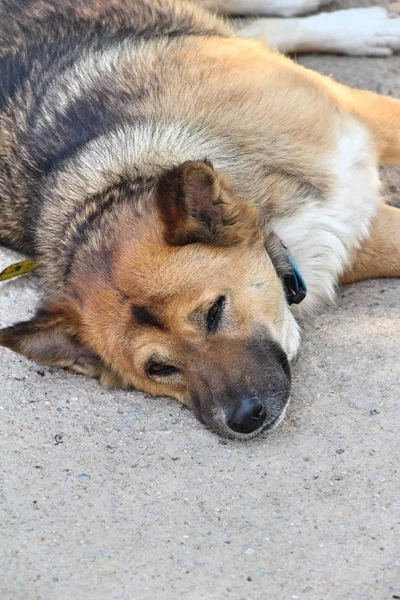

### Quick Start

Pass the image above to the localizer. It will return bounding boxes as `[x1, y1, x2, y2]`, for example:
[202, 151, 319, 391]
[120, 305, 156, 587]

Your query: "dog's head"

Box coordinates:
[0, 161, 300, 438]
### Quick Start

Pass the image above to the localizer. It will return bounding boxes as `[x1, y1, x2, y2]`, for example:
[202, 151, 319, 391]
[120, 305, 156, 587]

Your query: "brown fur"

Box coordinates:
[341, 203, 400, 284]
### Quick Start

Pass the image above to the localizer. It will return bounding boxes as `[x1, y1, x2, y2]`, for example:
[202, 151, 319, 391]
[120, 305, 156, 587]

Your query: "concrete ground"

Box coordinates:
[1, 2, 399, 599]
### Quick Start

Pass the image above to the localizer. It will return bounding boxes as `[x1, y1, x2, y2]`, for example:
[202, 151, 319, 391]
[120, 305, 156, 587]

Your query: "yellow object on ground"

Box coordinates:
[0, 259, 37, 282]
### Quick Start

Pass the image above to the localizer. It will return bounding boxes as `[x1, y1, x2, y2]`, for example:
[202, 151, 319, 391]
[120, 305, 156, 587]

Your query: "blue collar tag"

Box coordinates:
[283, 254, 307, 305]
[274, 234, 307, 305]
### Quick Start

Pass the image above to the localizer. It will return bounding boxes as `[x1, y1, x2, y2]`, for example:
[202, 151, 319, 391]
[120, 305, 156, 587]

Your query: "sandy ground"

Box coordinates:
[1, 2, 399, 600]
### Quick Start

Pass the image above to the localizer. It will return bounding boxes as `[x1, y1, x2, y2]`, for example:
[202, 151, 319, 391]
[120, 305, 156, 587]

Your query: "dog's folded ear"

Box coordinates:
[156, 160, 258, 246]
[0, 300, 102, 378]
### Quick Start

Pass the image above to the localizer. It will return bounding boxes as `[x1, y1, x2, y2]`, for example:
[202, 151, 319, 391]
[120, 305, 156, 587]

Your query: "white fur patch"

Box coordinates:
[275, 303, 301, 360]
[274, 118, 381, 314]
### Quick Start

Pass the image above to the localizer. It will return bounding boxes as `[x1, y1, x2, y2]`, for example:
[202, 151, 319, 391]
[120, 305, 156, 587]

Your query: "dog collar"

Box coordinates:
[275, 236, 307, 305]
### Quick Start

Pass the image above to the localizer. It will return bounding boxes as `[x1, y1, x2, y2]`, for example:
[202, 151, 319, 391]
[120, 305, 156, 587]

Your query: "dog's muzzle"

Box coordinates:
[189, 334, 292, 439]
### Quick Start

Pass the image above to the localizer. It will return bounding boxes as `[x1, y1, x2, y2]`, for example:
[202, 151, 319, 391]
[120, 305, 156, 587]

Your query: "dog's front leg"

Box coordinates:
[341, 203, 400, 284]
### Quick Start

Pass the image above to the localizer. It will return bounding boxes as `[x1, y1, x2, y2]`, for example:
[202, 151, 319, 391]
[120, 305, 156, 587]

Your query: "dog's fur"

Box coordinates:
[1, 0, 400, 438]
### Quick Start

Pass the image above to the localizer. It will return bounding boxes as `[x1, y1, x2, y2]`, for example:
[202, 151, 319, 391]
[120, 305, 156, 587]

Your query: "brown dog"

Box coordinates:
[1, 0, 400, 438]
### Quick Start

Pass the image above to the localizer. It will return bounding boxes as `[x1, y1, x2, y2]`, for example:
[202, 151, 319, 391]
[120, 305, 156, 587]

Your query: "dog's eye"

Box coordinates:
[147, 362, 178, 377]
[207, 296, 225, 333]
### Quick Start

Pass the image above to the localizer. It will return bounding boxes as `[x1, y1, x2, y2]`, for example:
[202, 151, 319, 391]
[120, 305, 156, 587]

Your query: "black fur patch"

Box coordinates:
[60, 177, 154, 280]
[132, 305, 164, 330]
[0, 0, 227, 108]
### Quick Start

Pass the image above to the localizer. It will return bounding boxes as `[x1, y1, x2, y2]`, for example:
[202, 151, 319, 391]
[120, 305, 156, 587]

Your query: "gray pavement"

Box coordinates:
[1, 4, 399, 600]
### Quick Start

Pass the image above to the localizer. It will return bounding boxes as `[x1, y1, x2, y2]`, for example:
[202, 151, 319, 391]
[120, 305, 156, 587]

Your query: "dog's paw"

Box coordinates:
[306, 7, 400, 56]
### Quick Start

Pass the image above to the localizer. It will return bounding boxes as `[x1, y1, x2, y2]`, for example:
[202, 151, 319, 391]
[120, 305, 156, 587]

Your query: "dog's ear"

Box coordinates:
[156, 161, 258, 246]
[0, 300, 102, 377]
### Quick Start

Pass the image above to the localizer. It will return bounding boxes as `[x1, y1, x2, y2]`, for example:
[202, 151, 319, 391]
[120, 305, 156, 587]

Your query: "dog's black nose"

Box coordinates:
[227, 396, 267, 434]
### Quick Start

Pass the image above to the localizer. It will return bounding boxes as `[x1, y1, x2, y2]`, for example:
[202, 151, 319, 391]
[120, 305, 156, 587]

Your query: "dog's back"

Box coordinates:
[0, 0, 228, 251]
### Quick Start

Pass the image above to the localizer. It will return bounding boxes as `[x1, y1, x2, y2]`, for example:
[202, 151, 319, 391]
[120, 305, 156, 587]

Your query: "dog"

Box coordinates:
[1, 0, 400, 439]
